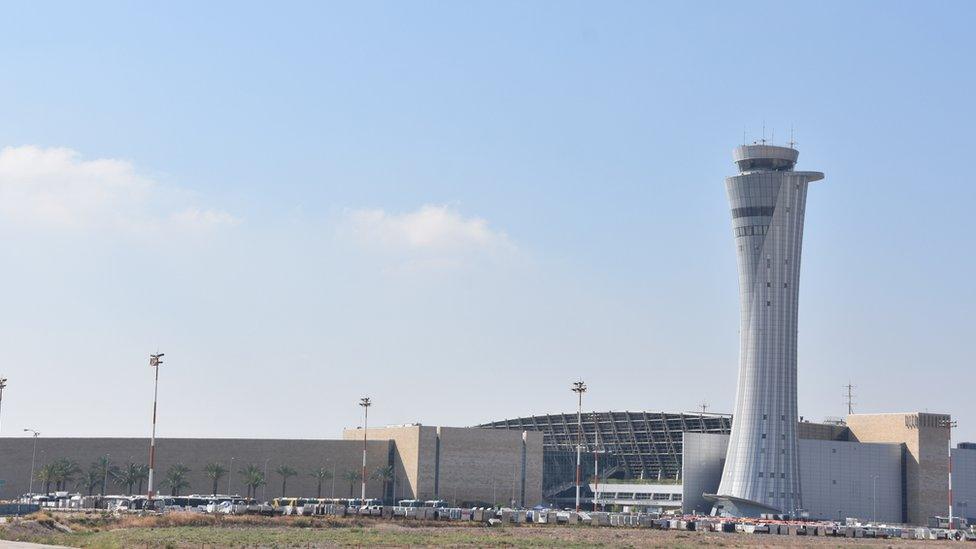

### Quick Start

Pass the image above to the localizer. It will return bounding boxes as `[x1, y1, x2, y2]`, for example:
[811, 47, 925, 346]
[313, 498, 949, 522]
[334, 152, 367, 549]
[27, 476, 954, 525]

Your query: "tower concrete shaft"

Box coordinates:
[713, 144, 823, 517]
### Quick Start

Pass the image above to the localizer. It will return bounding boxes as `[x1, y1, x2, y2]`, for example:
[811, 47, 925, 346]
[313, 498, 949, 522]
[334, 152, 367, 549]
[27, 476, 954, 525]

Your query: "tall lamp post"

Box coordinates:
[228, 457, 235, 495]
[571, 380, 587, 513]
[0, 378, 8, 434]
[872, 474, 878, 523]
[941, 417, 958, 528]
[147, 353, 164, 507]
[23, 429, 39, 496]
[359, 397, 371, 501]
[593, 411, 602, 511]
[102, 454, 111, 496]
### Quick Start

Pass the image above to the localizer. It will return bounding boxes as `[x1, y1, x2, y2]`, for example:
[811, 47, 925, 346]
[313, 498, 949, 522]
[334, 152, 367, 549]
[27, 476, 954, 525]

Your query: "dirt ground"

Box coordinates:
[0, 512, 955, 548]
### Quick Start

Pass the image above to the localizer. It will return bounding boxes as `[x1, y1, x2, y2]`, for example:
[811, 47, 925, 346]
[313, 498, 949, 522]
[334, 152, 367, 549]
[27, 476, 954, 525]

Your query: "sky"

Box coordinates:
[0, 1, 973, 443]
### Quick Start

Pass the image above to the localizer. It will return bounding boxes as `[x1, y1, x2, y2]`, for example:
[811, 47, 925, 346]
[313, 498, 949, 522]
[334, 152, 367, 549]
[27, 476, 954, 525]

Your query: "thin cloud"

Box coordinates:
[0, 145, 237, 233]
[341, 204, 513, 254]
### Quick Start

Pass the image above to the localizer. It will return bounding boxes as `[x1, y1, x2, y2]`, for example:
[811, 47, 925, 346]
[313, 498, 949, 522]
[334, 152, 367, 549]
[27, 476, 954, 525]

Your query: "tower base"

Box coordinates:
[703, 493, 783, 518]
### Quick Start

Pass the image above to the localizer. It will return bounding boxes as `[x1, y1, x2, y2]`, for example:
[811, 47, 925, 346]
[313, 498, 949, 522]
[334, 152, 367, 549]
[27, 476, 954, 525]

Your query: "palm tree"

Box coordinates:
[310, 467, 333, 499]
[133, 464, 149, 494]
[112, 462, 140, 495]
[238, 464, 266, 500]
[161, 463, 191, 496]
[205, 462, 228, 496]
[52, 459, 82, 491]
[341, 470, 362, 498]
[91, 456, 116, 496]
[35, 463, 56, 494]
[78, 469, 101, 497]
[371, 465, 394, 503]
[275, 465, 297, 497]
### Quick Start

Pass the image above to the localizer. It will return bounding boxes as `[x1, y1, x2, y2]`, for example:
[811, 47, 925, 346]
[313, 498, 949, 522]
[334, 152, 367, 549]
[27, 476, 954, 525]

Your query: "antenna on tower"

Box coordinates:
[844, 382, 855, 415]
[771, 128, 775, 146]
[789, 125, 796, 149]
[761, 121, 767, 145]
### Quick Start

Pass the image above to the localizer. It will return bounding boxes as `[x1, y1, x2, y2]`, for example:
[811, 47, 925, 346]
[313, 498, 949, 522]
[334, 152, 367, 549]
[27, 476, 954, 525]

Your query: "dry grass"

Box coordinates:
[0, 512, 952, 548]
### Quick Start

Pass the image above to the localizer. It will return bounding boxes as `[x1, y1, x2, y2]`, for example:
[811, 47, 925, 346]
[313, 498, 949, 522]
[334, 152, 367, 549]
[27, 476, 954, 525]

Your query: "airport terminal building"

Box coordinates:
[0, 411, 969, 525]
[483, 410, 970, 525]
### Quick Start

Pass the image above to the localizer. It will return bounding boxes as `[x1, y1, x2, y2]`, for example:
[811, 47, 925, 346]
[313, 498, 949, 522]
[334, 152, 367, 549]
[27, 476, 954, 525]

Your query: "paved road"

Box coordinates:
[0, 541, 70, 549]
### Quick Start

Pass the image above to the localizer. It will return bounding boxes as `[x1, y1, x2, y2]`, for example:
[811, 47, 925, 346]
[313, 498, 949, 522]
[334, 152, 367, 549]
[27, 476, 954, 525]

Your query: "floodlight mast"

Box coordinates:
[0, 377, 7, 434]
[359, 397, 372, 501]
[571, 380, 587, 513]
[147, 353, 164, 507]
[941, 417, 958, 529]
[23, 428, 39, 496]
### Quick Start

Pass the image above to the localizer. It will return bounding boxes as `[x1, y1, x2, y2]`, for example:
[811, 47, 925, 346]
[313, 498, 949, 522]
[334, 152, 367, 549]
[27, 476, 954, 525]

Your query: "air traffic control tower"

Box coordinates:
[707, 144, 824, 518]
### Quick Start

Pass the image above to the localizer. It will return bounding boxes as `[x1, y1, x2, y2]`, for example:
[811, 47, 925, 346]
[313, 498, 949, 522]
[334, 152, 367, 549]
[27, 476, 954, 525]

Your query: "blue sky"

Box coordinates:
[0, 2, 973, 442]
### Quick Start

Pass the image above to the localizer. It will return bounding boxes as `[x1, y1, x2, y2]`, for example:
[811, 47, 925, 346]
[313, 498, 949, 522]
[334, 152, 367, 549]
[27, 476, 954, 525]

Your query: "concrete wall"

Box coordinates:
[799, 437, 902, 522]
[682, 432, 903, 522]
[0, 438, 391, 501]
[847, 412, 950, 524]
[797, 422, 850, 441]
[343, 426, 423, 500]
[951, 447, 976, 522]
[436, 427, 543, 506]
[343, 425, 543, 506]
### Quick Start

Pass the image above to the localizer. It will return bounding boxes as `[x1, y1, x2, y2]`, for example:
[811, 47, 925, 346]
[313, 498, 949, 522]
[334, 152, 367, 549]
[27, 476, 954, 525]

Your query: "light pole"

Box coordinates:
[102, 454, 111, 496]
[872, 474, 878, 523]
[147, 353, 164, 507]
[941, 417, 958, 528]
[331, 462, 336, 498]
[228, 457, 235, 495]
[0, 378, 7, 434]
[359, 397, 371, 501]
[593, 411, 602, 511]
[23, 429, 39, 497]
[263, 458, 270, 502]
[572, 380, 587, 513]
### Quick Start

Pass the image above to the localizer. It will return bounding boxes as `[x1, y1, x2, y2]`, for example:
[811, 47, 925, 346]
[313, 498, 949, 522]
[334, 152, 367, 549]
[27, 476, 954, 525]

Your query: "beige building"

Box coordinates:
[847, 412, 951, 525]
[343, 425, 543, 506]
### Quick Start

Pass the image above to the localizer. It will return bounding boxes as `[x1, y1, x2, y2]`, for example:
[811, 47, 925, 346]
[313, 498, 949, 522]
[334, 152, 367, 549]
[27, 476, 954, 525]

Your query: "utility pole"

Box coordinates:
[844, 383, 855, 415]
[0, 378, 7, 434]
[593, 411, 601, 511]
[23, 429, 39, 497]
[941, 417, 958, 529]
[147, 353, 164, 508]
[359, 397, 371, 502]
[872, 474, 878, 523]
[572, 380, 587, 513]
[511, 462, 517, 507]
[102, 453, 110, 496]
